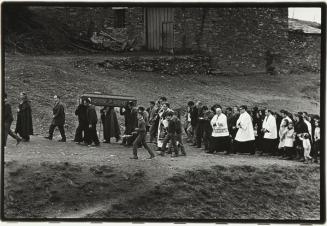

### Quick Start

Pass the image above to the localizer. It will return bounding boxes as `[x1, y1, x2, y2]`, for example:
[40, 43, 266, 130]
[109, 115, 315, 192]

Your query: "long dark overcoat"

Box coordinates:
[15, 100, 33, 136]
[102, 107, 121, 140]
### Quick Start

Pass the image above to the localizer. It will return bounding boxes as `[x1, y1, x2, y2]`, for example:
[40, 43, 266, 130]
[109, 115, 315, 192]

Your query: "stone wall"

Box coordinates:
[285, 32, 321, 73]
[29, 6, 145, 48]
[173, 8, 289, 73]
[26, 6, 320, 74]
[96, 55, 211, 75]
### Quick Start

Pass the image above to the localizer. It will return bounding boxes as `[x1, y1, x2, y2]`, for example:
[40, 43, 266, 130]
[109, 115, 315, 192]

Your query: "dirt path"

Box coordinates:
[4, 135, 309, 218]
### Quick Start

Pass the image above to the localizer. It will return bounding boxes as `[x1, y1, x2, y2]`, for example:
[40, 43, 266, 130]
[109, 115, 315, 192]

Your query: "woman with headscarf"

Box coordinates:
[15, 92, 33, 141]
[293, 113, 309, 161]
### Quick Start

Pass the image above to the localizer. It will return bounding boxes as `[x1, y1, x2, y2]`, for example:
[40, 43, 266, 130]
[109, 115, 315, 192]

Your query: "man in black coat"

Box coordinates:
[15, 92, 33, 141]
[3, 93, 21, 147]
[45, 95, 66, 142]
[190, 101, 198, 146]
[85, 98, 100, 146]
[120, 102, 132, 145]
[74, 99, 88, 144]
[194, 101, 205, 148]
[120, 101, 138, 146]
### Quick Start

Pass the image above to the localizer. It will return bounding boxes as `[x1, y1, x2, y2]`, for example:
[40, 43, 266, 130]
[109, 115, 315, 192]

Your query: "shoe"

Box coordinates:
[180, 152, 186, 156]
[130, 156, 138, 160]
[58, 139, 66, 142]
[147, 155, 155, 159]
[116, 137, 121, 142]
[44, 136, 52, 140]
[171, 153, 178, 158]
[16, 138, 22, 146]
[159, 151, 165, 156]
[103, 140, 110, 143]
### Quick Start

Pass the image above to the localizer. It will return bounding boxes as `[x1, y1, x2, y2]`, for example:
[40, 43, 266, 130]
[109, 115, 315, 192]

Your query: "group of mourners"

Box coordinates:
[3, 92, 321, 164]
[182, 101, 321, 164]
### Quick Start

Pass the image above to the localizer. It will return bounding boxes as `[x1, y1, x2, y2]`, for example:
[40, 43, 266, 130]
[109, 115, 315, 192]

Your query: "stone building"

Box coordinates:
[286, 18, 321, 72]
[30, 6, 290, 73]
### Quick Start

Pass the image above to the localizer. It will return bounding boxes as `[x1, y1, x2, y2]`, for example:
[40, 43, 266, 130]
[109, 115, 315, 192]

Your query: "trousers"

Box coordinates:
[3, 122, 21, 147]
[133, 132, 155, 157]
[49, 124, 66, 140]
[162, 133, 178, 154]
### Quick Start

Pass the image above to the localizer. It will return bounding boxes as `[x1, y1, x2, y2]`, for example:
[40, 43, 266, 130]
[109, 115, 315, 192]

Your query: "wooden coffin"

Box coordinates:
[80, 93, 137, 107]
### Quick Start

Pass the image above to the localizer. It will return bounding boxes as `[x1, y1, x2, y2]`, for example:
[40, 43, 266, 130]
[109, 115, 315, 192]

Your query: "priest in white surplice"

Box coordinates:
[234, 105, 255, 154]
[261, 109, 277, 154]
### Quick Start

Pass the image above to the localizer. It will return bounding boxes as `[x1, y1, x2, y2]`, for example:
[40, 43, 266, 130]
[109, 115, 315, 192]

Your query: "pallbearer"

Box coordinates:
[85, 98, 100, 147]
[74, 99, 88, 144]
[101, 106, 121, 143]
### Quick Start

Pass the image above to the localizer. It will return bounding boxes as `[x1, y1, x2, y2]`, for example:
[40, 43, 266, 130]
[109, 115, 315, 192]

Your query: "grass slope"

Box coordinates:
[4, 55, 320, 138]
[4, 161, 147, 218]
[95, 164, 320, 220]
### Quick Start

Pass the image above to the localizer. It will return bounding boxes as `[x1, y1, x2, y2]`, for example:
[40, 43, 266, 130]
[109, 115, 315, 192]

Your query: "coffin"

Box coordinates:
[80, 93, 137, 107]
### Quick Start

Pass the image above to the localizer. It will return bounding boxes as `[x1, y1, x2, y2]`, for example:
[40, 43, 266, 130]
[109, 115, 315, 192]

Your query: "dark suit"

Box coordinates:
[48, 102, 66, 140]
[195, 107, 205, 147]
[3, 102, 20, 146]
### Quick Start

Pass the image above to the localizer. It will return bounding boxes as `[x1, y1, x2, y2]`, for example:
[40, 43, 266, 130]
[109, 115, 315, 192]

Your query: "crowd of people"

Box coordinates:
[3, 93, 321, 164]
[181, 101, 321, 164]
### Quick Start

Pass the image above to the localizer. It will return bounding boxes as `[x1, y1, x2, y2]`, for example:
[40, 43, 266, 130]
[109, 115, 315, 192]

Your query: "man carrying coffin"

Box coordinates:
[85, 98, 100, 147]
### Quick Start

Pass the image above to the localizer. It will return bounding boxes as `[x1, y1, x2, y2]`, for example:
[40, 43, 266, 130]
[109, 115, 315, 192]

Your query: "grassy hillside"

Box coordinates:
[4, 55, 320, 138]
[91, 164, 321, 220]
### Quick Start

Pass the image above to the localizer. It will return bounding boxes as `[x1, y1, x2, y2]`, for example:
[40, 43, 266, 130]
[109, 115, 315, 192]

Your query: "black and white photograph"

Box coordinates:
[1, 1, 325, 223]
